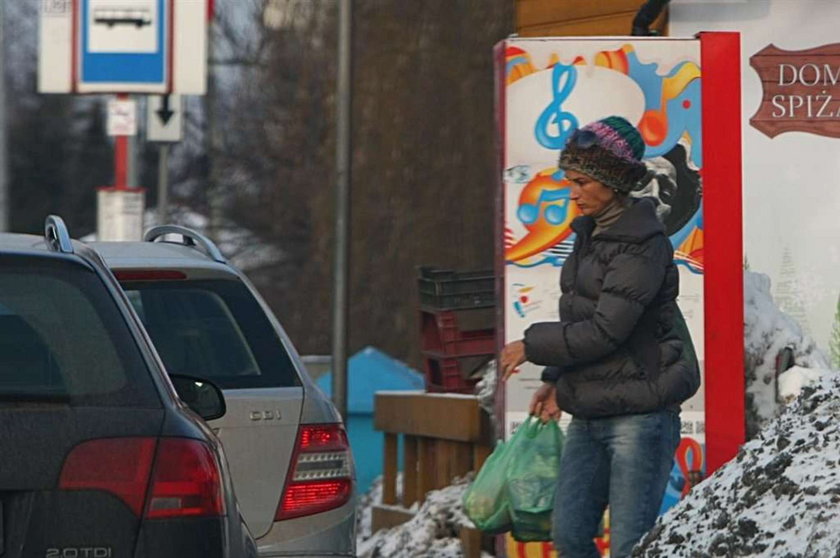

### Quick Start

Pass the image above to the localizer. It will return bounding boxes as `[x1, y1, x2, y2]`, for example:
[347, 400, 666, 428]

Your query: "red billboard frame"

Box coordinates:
[699, 31, 745, 473]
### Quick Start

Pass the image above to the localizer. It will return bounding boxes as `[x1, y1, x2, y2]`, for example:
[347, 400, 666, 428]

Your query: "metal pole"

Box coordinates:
[127, 96, 138, 189]
[0, 0, 7, 232]
[331, 0, 353, 422]
[157, 144, 170, 225]
[205, 22, 222, 239]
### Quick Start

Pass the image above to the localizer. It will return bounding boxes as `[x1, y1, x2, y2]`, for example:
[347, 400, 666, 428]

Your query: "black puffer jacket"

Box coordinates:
[523, 198, 700, 418]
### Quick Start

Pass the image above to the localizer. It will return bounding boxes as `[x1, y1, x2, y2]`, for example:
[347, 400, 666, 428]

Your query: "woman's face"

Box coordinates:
[565, 169, 616, 216]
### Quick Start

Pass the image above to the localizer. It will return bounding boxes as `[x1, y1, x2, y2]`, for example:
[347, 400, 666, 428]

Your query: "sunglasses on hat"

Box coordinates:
[568, 128, 599, 149]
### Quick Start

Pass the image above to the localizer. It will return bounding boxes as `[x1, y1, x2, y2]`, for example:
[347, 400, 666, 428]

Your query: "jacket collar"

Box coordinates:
[571, 197, 664, 243]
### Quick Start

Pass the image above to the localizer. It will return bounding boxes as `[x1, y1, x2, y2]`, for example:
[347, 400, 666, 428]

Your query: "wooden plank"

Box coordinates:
[516, 0, 642, 28]
[403, 435, 419, 507]
[435, 440, 458, 488]
[473, 443, 493, 471]
[371, 504, 415, 533]
[459, 527, 484, 558]
[417, 437, 436, 497]
[374, 392, 490, 442]
[517, 6, 668, 38]
[519, 12, 639, 37]
[434, 439, 471, 489]
[452, 441, 474, 480]
[382, 433, 398, 505]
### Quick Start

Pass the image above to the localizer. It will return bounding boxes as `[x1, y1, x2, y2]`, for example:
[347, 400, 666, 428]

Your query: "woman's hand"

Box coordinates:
[530, 382, 562, 423]
[500, 340, 527, 381]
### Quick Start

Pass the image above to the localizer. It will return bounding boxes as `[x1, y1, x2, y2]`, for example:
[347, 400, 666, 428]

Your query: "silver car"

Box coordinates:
[91, 226, 356, 558]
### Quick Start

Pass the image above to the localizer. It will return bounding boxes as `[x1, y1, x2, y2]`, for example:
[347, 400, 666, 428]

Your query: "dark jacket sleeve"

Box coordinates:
[524, 240, 668, 367]
[541, 366, 561, 383]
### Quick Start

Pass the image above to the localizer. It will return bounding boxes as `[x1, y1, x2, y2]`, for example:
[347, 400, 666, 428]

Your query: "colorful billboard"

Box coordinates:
[496, 37, 714, 556]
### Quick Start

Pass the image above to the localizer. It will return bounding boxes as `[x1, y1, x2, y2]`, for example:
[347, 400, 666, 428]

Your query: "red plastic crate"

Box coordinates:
[422, 353, 491, 394]
[420, 310, 495, 357]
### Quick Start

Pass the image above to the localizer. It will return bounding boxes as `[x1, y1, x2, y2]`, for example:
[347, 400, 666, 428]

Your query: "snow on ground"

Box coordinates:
[356, 474, 407, 546]
[355, 365, 501, 557]
[357, 475, 493, 558]
[743, 271, 831, 436]
[355, 270, 840, 557]
[633, 371, 840, 557]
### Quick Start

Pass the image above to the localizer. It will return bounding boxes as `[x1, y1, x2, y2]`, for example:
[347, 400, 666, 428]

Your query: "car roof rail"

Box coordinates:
[44, 215, 74, 255]
[144, 225, 227, 264]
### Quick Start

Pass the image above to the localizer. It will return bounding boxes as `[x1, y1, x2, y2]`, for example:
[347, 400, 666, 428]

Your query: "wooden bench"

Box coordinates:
[372, 391, 495, 556]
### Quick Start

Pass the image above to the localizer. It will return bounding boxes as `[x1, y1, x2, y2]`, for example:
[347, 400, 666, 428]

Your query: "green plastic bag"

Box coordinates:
[463, 416, 563, 539]
[507, 417, 564, 542]
[462, 416, 535, 533]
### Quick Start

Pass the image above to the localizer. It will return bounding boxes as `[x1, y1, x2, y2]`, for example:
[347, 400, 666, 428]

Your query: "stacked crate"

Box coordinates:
[418, 268, 496, 393]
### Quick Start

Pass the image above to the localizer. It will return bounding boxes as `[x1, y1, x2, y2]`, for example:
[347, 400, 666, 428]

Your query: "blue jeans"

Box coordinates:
[552, 410, 680, 558]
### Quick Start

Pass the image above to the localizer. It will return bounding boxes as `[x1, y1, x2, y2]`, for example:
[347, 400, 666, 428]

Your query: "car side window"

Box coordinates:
[0, 259, 159, 406]
[123, 279, 300, 389]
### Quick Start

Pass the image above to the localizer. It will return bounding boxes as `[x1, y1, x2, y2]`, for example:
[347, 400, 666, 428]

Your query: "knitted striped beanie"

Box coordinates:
[558, 116, 648, 193]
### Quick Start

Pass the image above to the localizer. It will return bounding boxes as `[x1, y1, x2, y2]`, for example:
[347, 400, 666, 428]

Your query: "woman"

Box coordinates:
[500, 116, 700, 558]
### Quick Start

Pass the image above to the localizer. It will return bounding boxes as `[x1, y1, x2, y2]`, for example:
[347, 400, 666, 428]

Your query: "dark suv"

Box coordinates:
[0, 217, 256, 557]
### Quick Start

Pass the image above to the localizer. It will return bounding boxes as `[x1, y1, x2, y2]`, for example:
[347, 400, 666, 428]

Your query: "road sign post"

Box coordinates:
[99, 93, 143, 240]
[147, 94, 182, 227]
[80, 0, 167, 93]
[38, 0, 209, 241]
[97, 187, 145, 241]
[39, 0, 208, 95]
[147, 94, 183, 142]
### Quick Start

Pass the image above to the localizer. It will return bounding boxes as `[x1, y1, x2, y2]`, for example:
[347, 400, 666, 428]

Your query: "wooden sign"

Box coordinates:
[750, 43, 840, 139]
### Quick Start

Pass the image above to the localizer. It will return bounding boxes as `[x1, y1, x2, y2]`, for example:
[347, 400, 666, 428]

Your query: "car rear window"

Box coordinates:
[0, 256, 159, 406]
[121, 279, 300, 389]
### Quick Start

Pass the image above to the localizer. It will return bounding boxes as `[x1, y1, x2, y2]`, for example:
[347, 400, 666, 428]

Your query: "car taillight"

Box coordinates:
[60, 437, 224, 519]
[276, 424, 354, 521]
[59, 438, 157, 516]
[145, 438, 225, 519]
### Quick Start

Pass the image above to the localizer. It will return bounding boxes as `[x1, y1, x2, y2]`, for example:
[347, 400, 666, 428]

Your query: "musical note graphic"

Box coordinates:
[535, 63, 579, 150]
[517, 188, 571, 225]
[506, 168, 579, 265]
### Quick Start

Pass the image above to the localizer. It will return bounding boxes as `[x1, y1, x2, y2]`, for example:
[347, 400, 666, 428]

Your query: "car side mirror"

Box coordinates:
[169, 374, 226, 421]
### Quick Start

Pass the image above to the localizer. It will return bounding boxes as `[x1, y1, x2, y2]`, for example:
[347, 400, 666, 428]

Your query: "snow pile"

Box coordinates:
[356, 474, 406, 547]
[474, 360, 500, 438]
[357, 475, 493, 558]
[777, 366, 831, 404]
[356, 368, 499, 557]
[633, 372, 840, 557]
[743, 271, 831, 436]
[474, 360, 497, 415]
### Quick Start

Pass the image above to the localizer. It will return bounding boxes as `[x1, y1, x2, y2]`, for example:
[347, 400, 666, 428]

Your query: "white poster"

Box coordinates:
[672, 0, 840, 360]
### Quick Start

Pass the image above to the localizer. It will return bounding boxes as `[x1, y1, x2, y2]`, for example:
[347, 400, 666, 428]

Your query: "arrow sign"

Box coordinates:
[147, 94, 183, 143]
[156, 94, 175, 125]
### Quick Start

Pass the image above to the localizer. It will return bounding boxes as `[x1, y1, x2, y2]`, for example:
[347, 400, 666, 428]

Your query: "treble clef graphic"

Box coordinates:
[535, 63, 579, 150]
